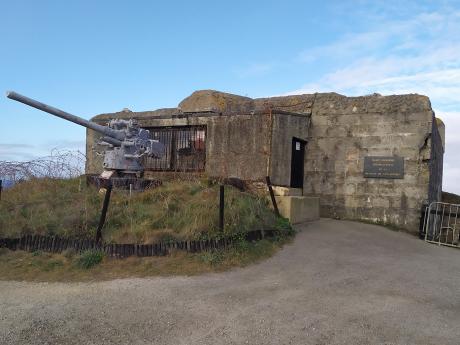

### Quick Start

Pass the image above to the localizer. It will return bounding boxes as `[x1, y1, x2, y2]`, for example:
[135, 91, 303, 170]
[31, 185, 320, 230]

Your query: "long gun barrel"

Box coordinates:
[6, 91, 124, 142]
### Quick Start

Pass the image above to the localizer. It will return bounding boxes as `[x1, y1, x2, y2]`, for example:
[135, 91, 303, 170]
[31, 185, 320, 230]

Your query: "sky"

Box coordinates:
[1, 0, 459, 192]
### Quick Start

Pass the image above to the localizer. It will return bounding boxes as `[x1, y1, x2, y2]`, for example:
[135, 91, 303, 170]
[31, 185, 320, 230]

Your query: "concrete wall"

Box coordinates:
[205, 113, 270, 180]
[260, 92, 440, 232]
[428, 118, 444, 203]
[86, 90, 444, 233]
[86, 110, 309, 182]
[269, 112, 310, 186]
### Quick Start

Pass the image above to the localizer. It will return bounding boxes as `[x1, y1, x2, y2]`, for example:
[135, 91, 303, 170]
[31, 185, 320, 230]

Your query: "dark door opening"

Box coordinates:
[290, 137, 306, 188]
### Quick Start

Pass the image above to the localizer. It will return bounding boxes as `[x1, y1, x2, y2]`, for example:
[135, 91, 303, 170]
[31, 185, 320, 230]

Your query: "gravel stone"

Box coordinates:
[1, 219, 459, 344]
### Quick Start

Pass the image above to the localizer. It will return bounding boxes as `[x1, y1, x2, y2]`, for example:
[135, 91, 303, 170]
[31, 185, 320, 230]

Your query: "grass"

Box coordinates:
[0, 177, 294, 281]
[442, 191, 460, 205]
[0, 177, 280, 244]
[0, 236, 291, 282]
[75, 249, 105, 269]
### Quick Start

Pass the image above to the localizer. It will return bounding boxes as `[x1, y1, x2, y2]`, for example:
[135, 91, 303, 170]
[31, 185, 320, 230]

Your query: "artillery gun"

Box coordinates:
[6, 91, 165, 188]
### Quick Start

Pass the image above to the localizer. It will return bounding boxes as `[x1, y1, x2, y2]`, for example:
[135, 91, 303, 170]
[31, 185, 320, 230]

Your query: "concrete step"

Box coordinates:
[273, 196, 320, 224]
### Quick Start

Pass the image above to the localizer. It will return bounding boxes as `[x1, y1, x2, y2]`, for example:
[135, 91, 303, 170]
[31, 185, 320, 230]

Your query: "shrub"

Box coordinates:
[75, 249, 104, 269]
[275, 217, 295, 236]
[199, 249, 225, 266]
[62, 248, 76, 259]
[234, 238, 250, 253]
[275, 217, 291, 231]
[44, 259, 64, 271]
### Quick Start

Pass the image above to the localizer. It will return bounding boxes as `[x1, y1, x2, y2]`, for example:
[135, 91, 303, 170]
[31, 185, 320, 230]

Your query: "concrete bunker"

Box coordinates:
[86, 90, 445, 233]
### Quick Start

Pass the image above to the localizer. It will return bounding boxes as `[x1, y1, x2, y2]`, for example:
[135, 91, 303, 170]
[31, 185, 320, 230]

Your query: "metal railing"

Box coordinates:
[143, 126, 206, 172]
[422, 202, 460, 248]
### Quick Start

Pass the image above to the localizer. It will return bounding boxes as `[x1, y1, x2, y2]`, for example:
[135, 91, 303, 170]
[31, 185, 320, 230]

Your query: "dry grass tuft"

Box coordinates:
[0, 177, 279, 244]
[0, 237, 290, 282]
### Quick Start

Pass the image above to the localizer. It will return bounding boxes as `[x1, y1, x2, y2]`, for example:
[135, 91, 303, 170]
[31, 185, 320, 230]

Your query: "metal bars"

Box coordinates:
[143, 126, 206, 172]
[423, 202, 460, 248]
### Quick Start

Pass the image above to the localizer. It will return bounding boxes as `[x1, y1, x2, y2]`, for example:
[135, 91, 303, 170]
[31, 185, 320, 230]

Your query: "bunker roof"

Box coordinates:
[91, 89, 433, 122]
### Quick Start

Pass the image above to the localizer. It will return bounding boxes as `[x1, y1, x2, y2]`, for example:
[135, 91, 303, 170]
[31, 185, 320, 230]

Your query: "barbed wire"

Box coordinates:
[0, 149, 86, 182]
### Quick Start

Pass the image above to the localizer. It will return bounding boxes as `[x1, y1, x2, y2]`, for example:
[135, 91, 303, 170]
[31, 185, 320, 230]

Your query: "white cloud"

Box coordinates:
[287, 8, 460, 193]
[0, 140, 85, 162]
[298, 11, 460, 64]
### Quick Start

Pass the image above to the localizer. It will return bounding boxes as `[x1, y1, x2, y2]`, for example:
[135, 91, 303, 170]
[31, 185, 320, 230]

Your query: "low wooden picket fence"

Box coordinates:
[0, 229, 278, 258]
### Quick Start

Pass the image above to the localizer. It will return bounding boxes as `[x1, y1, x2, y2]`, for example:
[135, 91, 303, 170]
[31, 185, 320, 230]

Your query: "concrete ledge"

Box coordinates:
[271, 186, 303, 196]
[274, 196, 320, 224]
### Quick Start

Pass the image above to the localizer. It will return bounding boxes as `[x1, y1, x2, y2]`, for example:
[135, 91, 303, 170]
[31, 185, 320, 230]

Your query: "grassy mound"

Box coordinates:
[0, 237, 288, 282]
[0, 177, 281, 243]
[442, 191, 460, 205]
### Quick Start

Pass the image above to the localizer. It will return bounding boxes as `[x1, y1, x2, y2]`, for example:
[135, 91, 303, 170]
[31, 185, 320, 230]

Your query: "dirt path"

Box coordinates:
[1, 219, 459, 345]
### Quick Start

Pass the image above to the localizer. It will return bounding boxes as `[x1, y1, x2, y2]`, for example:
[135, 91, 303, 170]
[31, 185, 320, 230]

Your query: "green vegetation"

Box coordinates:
[75, 249, 105, 269]
[0, 177, 295, 281]
[0, 177, 282, 244]
[0, 236, 291, 282]
[442, 191, 460, 205]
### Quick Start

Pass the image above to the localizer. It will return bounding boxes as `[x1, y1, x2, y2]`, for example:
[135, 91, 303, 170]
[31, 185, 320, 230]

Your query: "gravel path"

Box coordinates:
[1, 219, 459, 345]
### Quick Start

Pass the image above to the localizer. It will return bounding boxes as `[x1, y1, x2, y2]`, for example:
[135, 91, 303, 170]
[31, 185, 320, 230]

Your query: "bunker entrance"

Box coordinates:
[290, 137, 306, 189]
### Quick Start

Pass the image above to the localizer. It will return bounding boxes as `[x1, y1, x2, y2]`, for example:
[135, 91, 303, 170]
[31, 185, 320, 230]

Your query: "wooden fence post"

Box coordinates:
[219, 185, 225, 231]
[266, 176, 279, 217]
[96, 181, 113, 243]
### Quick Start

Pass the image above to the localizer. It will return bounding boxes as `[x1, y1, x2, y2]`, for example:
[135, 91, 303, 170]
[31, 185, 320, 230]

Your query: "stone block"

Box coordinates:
[274, 196, 320, 224]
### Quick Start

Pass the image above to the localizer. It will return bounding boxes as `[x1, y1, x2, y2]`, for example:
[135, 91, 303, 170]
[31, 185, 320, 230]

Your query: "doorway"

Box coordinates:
[290, 137, 306, 188]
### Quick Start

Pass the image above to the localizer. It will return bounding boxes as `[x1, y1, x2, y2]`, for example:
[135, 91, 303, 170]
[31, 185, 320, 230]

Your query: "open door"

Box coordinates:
[290, 137, 306, 188]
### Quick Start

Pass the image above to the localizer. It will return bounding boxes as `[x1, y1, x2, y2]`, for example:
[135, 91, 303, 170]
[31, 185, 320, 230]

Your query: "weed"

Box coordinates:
[234, 238, 250, 253]
[32, 250, 43, 257]
[0, 178, 282, 244]
[0, 236, 289, 282]
[442, 191, 460, 204]
[275, 217, 292, 232]
[62, 248, 76, 259]
[43, 259, 64, 271]
[189, 184, 204, 196]
[75, 249, 105, 269]
[199, 249, 225, 266]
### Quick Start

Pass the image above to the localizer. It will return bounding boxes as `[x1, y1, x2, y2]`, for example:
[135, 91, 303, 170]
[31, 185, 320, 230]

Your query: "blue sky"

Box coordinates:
[1, 0, 459, 192]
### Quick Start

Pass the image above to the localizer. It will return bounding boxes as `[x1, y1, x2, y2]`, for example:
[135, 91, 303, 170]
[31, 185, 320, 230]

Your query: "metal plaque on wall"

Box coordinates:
[363, 156, 404, 179]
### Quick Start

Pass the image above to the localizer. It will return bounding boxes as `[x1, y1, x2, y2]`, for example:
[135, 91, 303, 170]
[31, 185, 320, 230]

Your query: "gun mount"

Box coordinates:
[6, 91, 165, 184]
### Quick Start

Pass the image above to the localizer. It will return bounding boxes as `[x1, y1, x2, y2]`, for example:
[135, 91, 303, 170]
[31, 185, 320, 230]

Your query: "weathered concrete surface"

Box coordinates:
[86, 89, 444, 232]
[179, 90, 254, 113]
[1, 219, 459, 345]
[436, 117, 445, 150]
[254, 92, 443, 232]
[270, 112, 309, 186]
[272, 186, 302, 196]
[275, 196, 320, 223]
[86, 112, 272, 180]
[87, 109, 310, 185]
